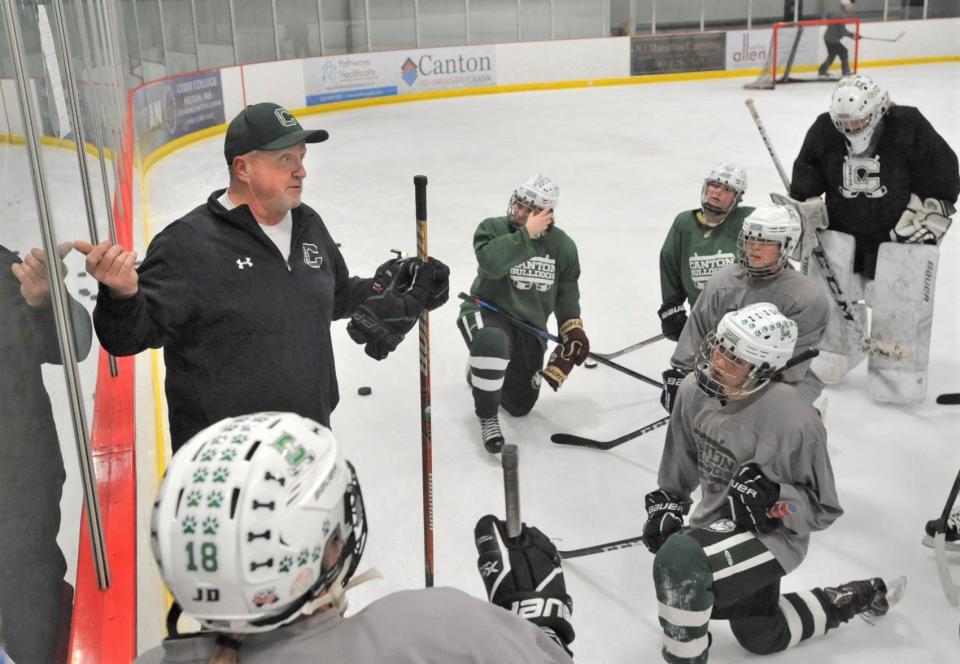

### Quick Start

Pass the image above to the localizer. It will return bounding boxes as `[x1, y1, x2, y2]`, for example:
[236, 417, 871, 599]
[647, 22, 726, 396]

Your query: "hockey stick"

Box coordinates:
[559, 502, 796, 559]
[744, 98, 865, 338]
[932, 468, 960, 606]
[552, 348, 818, 450]
[415, 175, 434, 588]
[458, 293, 663, 389]
[502, 445, 521, 539]
[936, 393, 960, 405]
[859, 31, 905, 42]
[594, 333, 667, 360]
[551, 416, 669, 450]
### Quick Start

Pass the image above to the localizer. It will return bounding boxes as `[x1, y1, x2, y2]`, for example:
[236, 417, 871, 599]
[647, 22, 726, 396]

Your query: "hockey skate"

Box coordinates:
[824, 576, 906, 625]
[923, 511, 960, 552]
[479, 416, 505, 454]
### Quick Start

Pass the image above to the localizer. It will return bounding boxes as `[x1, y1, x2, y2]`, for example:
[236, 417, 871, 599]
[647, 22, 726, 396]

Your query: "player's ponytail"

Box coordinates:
[207, 634, 245, 664]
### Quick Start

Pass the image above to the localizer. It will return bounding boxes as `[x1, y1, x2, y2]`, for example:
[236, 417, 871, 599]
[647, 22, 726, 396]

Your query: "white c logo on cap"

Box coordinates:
[274, 108, 297, 127]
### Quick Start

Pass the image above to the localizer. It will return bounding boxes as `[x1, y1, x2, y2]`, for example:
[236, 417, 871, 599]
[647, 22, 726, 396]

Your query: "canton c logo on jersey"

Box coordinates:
[839, 155, 888, 199]
[302, 243, 323, 268]
[510, 255, 556, 292]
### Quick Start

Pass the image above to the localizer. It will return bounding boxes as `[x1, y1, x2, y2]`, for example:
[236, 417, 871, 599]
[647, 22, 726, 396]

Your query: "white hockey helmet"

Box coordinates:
[829, 74, 890, 155]
[737, 204, 802, 278]
[694, 302, 798, 400]
[508, 174, 559, 226]
[701, 162, 748, 216]
[150, 412, 367, 634]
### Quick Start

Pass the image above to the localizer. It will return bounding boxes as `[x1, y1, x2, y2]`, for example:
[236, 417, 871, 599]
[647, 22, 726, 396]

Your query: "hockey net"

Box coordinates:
[745, 18, 860, 90]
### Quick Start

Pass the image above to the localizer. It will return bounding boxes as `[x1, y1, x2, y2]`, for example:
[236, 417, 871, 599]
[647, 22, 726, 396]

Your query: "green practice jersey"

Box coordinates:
[659, 206, 754, 307]
[460, 216, 581, 332]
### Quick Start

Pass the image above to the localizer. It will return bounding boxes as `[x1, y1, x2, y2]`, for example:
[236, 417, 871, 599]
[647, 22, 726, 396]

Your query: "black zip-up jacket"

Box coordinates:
[93, 190, 372, 450]
[791, 106, 959, 277]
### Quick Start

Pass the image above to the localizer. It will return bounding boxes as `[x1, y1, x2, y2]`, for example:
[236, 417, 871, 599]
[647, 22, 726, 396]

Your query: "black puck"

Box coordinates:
[358, 386, 372, 396]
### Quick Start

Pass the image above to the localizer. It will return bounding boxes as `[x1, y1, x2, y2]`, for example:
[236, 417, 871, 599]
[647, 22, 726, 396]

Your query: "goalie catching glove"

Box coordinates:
[475, 515, 575, 652]
[346, 256, 449, 360]
[541, 318, 590, 391]
[890, 194, 954, 245]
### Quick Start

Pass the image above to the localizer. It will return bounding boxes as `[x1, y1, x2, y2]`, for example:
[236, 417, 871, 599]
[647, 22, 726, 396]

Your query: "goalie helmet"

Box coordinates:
[694, 302, 797, 401]
[829, 74, 890, 155]
[507, 174, 559, 226]
[701, 162, 747, 216]
[737, 204, 802, 278]
[150, 412, 367, 634]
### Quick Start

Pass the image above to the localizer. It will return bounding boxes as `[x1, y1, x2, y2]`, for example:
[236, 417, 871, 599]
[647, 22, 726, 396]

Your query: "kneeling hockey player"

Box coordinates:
[643, 303, 904, 663]
[458, 175, 588, 453]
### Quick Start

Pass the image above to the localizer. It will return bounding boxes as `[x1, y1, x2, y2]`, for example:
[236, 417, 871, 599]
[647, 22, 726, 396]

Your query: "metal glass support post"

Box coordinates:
[549, 0, 554, 39]
[747, 0, 752, 29]
[465, 0, 470, 44]
[414, 0, 421, 47]
[364, 0, 372, 51]
[49, 0, 100, 244]
[516, 0, 521, 41]
[130, 0, 146, 82]
[317, 0, 324, 55]
[271, 0, 280, 61]
[700, 0, 704, 32]
[190, 0, 200, 66]
[1, 0, 110, 590]
[228, 0, 239, 64]
[652, 0, 656, 35]
[923, 0, 928, 20]
[883, 0, 888, 21]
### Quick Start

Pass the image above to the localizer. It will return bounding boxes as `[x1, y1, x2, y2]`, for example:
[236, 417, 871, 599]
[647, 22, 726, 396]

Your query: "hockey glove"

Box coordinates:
[890, 194, 954, 245]
[541, 318, 589, 391]
[347, 257, 448, 360]
[660, 368, 686, 413]
[727, 462, 781, 534]
[642, 489, 690, 554]
[475, 515, 575, 650]
[657, 302, 687, 342]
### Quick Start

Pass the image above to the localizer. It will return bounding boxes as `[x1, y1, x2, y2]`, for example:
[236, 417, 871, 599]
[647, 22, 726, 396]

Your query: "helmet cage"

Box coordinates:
[829, 74, 889, 155]
[736, 234, 790, 278]
[701, 163, 747, 217]
[694, 330, 774, 401]
[736, 206, 801, 278]
[507, 174, 559, 227]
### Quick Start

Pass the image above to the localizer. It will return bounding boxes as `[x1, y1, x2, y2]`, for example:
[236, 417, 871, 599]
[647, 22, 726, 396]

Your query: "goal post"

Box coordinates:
[745, 17, 860, 90]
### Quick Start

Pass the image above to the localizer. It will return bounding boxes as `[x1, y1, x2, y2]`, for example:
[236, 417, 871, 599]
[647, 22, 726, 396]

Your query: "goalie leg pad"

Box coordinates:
[808, 230, 867, 384]
[653, 534, 713, 664]
[867, 242, 939, 404]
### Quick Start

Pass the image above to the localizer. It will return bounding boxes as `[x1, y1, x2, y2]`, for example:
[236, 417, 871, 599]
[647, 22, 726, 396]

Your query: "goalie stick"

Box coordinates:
[552, 348, 819, 450]
[458, 293, 663, 389]
[931, 468, 960, 606]
[937, 393, 960, 405]
[559, 502, 796, 559]
[744, 98, 865, 339]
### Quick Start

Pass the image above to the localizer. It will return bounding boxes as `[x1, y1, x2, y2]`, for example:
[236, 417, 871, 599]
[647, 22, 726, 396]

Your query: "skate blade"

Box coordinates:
[922, 535, 960, 551]
[859, 576, 907, 626]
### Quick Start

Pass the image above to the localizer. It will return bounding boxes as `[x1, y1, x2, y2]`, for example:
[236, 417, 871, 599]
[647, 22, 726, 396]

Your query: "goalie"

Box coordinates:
[789, 74, 959, 403]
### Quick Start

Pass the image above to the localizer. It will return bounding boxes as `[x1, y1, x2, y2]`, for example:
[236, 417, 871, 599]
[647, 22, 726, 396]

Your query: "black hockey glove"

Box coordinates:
[541, 318, 590, 391]
[346, 257, 448, 360]
[727, 462, 781, 534]
[475, 514, 575, 650]
[660, 368, 686, 413]
[890, 194, 954, 245]
[642, 489, 690, 554]
[657, 302, 688, 342]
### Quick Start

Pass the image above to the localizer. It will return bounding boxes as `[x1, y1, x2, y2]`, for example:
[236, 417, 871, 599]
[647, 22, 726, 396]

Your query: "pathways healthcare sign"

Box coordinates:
[303, 54, 396, 105]
[304, 45, 496, 106]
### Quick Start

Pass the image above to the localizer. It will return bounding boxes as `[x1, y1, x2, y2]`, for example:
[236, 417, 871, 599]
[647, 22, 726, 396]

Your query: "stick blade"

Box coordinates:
[550, 433, 615, 450]
[936, 393, 960, 405]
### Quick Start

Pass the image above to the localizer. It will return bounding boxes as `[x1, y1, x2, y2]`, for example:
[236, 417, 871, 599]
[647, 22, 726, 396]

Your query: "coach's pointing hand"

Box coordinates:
[74, 240, 139, 298]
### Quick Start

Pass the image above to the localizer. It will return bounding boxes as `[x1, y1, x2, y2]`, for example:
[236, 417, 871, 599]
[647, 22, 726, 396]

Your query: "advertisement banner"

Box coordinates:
[726, 28, 820, 71]
[303, 54, 397, 105]
[392, 46, 496, 95]
[303, 45, 496, 106]
[134, 70, 225, 157]
[631, 33, 726, 75]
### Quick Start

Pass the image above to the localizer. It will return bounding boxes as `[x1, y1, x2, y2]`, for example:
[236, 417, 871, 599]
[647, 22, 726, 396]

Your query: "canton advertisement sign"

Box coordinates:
[133, 70, 224, 157]
[631, 33, 726, 75]
[394, 46, 495, 94]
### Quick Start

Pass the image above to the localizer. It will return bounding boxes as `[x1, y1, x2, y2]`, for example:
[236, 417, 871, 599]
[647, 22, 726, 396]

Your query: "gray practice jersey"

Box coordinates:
[136, 587, 573, 664]
[670, 263, 830, 401]
[659, 375, 843, 573]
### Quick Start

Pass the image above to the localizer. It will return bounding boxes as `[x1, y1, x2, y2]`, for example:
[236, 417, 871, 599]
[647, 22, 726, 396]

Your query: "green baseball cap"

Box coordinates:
[224, 102, 329, 164]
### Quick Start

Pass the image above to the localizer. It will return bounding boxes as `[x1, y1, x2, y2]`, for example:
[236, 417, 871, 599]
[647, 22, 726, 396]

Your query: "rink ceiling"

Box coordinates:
[90, 62, 960, 660]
